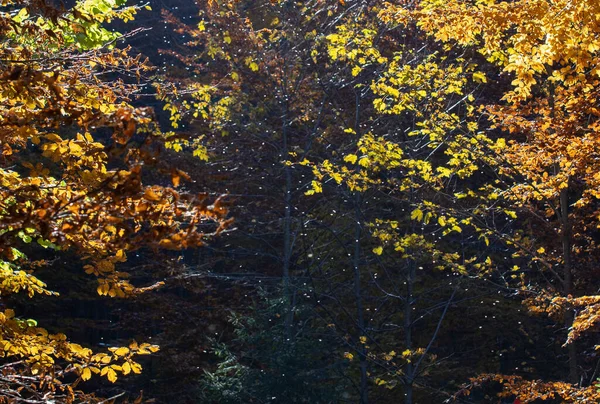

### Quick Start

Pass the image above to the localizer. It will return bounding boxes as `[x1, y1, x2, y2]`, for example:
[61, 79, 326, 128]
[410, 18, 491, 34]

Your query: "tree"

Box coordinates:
[155, 0, 516, 401]
[0, 0, 228, 401]
[113, 0, 600, 402]
[300, 4, 503, 401]
[383, 0, 600, 401]
[149, 0, 355, 400]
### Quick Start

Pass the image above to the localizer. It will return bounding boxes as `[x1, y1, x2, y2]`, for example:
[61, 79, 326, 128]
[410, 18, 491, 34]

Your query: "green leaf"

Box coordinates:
[37, 238, 60, 250]
[17, 231, 32, 243]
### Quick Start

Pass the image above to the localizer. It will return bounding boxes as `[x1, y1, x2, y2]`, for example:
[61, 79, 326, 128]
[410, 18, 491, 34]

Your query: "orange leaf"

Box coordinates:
[144, 188, 161, 201]
[171, 170, 180, 188]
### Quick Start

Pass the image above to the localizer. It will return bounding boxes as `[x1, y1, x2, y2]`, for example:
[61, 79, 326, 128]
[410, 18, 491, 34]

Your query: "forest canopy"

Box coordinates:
[2, 0, 600, 403]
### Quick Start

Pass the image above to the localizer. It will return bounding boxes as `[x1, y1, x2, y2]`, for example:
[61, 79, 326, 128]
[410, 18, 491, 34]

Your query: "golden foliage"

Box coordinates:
[0, 0, 230, 401]
[458, 373, 600, 403]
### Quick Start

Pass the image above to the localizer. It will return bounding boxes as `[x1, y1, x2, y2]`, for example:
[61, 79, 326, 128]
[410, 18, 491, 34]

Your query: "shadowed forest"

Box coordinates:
[2, 0, 600, 403]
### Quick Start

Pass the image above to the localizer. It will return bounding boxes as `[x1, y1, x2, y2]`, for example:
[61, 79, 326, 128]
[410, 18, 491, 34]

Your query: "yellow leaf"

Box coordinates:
[473, 71, 487, 83]
[114, 347, 129, 357]
[310, 180, 322, 193]
[373, 246, 383, 255]
[331, 172, 343, 184]
[115, 249, 126, 262]
[107, 368, 117, 383]
[424, 212, 432, 225]
[344, 154, 358, 164]
[410, 208, 424, 222]
[358, 157, 370, 168]
[81, 367, 92, 381]
[131, 362, 142, 374]
[45, 133, 63, 142]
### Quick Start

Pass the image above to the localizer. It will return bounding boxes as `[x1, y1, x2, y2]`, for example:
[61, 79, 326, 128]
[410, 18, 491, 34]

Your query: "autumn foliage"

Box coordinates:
[5, 0, 600, 403]
[0, 0, 229, 402]
[143, 0, 600, 402]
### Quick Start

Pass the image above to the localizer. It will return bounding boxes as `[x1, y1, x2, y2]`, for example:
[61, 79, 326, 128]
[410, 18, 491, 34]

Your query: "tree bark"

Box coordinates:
[354, 191, 369, 404]
[282, 103, 294, 341]
[560, 187, 578, 384]
[404, 260, 414, 404]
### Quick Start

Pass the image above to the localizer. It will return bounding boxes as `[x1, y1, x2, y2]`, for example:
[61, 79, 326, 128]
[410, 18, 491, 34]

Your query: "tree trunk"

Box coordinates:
[354, 191, 369, 404]
[404, 260, 415, 404]
[282, 104, 294, 341]
[560, 187, 578, 384]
